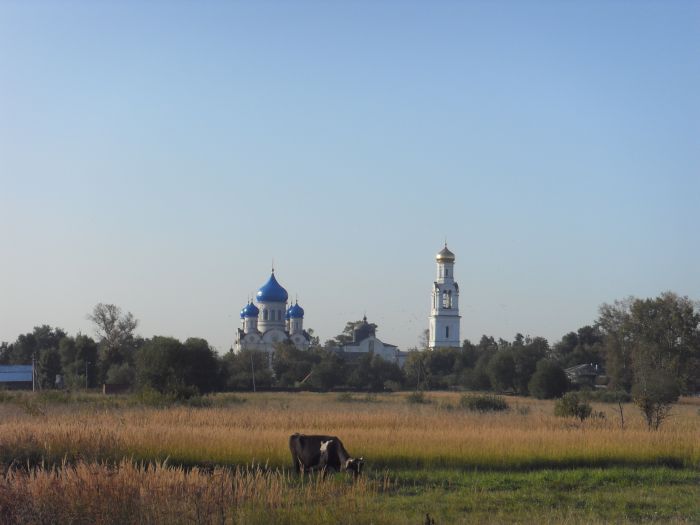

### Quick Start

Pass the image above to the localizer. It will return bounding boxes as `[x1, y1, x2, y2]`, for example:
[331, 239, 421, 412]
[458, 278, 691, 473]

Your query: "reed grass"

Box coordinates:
[0, 461, 381, 525]
[0, 392, 698, 470]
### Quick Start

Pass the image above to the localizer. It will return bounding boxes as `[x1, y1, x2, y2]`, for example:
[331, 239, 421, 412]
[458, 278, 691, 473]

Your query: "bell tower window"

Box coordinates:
[442, 290, 452, 309]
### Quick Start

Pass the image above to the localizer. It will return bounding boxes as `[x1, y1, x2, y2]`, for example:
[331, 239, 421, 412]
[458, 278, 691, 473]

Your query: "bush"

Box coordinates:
[406, 391, 430, 404]
[527, 359, 568, 399]
[554, 392, 592, 421]
[632, 372, 680, 430]
[460, 394, 509, 412]
[588, 389, 631, 403]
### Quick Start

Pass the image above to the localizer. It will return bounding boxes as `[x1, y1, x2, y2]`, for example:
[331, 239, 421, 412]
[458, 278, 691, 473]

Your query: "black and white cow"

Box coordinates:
[288, 433, 364, 477]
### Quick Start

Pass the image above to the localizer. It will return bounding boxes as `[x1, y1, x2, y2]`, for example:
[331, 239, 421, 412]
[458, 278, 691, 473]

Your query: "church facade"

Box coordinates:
[428, 244, 461, 349]
[234, 271, 310, 353]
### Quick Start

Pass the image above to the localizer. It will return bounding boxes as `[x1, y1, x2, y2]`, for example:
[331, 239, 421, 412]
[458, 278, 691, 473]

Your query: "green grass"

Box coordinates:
[366, 467, 700, 524]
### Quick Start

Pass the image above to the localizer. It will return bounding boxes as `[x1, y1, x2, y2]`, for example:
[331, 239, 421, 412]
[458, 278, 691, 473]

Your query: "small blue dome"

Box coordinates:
[288, 302, 304, 319]
[256, 272, 289, 303]
[240, 302, 260, 318]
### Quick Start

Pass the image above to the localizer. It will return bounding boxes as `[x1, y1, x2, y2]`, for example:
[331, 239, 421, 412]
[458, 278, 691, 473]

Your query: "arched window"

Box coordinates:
[263, 309, 268, 321]
[446, 326, 449, 339]
[442, 290, 452, 309]
[445, 268, 449, 277]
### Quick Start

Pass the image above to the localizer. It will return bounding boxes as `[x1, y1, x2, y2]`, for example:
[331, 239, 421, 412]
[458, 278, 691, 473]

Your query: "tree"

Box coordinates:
[222, 349, 274, 390]
[135, 336, 184, 393]
[59, 334, 98, 389]
[10, 325, 66, 364]
[347, 352, 404, 391]
[308, 351, 347, 390]
[0, 342, 11, 364]
[512, 336, 548, 394]
[88, 303, 139, 385]
[551, 326, 604, 368]
[487, 351, 516, 392]
[273, 341, 318, 387]
[181, 338, 220, 394]
[528, 359, 568, 399]
[631, 346, 681, 430]
[599, 293, 700, 394]
[38, 347, 62, 388]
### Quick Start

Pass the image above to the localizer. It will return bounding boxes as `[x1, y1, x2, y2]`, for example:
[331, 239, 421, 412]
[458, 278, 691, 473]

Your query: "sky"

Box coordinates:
[1, 1, 698, 353]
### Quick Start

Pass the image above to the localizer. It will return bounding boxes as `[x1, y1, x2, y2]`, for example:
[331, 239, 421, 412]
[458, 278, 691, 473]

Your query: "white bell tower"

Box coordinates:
[428, 244, 461, 349]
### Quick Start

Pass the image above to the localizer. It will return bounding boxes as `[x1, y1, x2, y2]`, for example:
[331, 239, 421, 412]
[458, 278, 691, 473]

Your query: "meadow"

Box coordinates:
[0, 391, 698, 524]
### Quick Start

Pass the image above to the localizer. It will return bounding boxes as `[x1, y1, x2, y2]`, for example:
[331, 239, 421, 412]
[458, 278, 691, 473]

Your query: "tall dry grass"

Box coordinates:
[0, 392, 698, 470]
[0, 461, 380, 525]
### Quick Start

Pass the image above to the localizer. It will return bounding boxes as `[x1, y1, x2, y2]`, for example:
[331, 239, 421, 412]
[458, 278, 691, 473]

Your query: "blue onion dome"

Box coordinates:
[256, 272, 289, 303]
[288, 301, 304, 319]
[240, 302, 259, 318]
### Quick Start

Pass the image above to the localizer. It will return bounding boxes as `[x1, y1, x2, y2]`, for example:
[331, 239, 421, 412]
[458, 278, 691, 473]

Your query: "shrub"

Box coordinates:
[588, 389, 631, 403]
[554, 393, 592, 421]
[460, 394, 509, 413]
[632, 372, 680, 430]
[406, 391, 430, 404]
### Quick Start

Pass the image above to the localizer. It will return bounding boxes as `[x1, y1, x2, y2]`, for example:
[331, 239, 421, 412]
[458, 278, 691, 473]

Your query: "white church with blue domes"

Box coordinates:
[235, 270, 311, 353]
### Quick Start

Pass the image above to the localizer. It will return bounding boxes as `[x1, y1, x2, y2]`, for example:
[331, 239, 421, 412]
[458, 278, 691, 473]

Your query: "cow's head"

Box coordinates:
[344, 456, 364, 476]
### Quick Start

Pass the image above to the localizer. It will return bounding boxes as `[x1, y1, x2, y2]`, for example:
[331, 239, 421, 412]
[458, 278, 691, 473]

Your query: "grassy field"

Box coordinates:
[0, 391, 698, 523]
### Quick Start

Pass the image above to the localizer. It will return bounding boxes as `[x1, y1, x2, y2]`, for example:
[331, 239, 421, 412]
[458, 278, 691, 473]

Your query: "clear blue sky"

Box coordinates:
[1, 1, 698, 352]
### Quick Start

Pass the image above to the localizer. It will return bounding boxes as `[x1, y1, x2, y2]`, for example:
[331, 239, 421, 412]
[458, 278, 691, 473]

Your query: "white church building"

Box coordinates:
[428, 244, 461, 349]
[234, 270, 311, 353]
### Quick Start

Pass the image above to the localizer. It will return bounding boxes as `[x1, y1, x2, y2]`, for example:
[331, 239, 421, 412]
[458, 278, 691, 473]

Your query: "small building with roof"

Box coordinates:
[0, 364, 34, 390]
[234, 270, 311, 354]
[328, 316, 409, 367]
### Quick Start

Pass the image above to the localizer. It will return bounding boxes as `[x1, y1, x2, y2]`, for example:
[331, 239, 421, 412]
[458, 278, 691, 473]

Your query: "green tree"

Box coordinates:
[0, 342, 11, 364]
[272, 341, 318, 387]
[222, 349, 274, 390]
[512, 336, 548, 394]
[10, 325, 66, 364]
[59, 334, 98, 389]
[487, 351, 516, 392]
[181, 338, 220, 393]
[135, 336, 184, 393]
[308, 351, 347, 390]
[599, 293, 700, 394]
[347, 352, 404, 391]
[38, 347, 62, 389]
[528, 359, 568, 399]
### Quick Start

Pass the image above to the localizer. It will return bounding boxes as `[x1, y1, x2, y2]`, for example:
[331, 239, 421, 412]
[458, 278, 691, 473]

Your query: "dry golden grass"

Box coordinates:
[0, 392, 698, 470]
[0, 460, 380, 525]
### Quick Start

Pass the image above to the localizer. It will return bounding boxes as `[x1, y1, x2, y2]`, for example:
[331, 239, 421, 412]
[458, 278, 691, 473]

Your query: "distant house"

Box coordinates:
[565, 363, 606, 388]
[0, 364, 34, 390]
[328, 316, 409, 367]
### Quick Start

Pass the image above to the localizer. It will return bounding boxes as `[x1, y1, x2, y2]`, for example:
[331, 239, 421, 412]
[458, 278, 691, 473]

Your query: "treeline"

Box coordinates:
[1, 293, 698, 399]
[406, 291, 699, 398]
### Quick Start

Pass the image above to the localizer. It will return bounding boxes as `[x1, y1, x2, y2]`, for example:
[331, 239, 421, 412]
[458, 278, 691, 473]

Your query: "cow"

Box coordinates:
[289, 433, 364, 477]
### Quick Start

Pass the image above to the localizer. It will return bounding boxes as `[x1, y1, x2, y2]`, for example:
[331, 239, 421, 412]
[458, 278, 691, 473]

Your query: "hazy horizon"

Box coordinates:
[2, 1, 698, 353]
